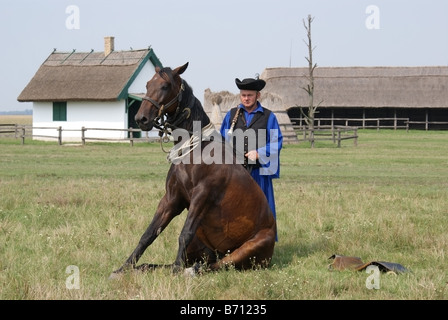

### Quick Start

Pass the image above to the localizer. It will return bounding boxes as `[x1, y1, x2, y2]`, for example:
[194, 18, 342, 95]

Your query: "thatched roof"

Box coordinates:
[260, 66, 448, 109]
[17, 48, 162, 102]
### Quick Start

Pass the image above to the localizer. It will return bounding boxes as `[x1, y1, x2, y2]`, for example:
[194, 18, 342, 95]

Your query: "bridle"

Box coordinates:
[139, 74, 216, 158]
[142, 80, 192, 130]
[141, 79, 192, 146]
[142, 81, 183, 116]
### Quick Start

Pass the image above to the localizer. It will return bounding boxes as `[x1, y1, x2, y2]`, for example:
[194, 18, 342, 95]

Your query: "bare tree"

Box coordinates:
[299, 14, 322, 130]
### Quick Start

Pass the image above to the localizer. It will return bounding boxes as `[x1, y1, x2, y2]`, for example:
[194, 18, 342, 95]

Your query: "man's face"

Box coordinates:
[239, 90, 259, 109]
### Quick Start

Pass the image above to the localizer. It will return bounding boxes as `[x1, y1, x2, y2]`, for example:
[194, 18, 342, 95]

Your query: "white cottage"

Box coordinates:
[17, 37, 162, 141]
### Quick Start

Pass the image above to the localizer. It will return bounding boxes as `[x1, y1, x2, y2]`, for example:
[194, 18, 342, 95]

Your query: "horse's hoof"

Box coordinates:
[172, 264, 183, 274]
[183, 263, 202, 277]
[184, 267, 196, 277]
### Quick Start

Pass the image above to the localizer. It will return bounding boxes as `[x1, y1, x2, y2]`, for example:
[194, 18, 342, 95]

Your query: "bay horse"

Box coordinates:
[110, 62, 276, 277]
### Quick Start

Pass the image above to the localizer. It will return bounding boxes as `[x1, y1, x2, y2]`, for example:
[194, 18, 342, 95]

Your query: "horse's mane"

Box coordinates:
[182, 80, 210, 126]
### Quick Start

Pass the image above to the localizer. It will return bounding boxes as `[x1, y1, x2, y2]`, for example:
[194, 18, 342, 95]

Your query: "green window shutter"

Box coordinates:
[53, 102, 67, 121]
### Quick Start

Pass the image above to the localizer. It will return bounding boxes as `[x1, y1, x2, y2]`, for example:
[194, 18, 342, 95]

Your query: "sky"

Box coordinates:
[1, 0, 447, 112]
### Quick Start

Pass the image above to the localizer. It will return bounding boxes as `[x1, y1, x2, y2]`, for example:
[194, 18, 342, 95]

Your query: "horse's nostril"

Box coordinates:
[135, 116, 147, 124]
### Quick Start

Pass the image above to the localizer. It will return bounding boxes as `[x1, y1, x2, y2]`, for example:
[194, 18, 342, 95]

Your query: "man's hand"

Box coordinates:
[245, 150, 259, 162]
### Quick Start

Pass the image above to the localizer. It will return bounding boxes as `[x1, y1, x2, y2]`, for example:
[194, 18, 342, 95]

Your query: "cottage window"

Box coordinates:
[53, 102, 67, 121]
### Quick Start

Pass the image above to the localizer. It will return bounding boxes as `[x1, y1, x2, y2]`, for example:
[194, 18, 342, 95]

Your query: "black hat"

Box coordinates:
[235, 78, 266, 91]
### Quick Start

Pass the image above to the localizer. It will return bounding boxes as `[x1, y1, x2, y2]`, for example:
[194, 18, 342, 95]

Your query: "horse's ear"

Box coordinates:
[155, 66, 161, 73]
[174, 62, 189, 75]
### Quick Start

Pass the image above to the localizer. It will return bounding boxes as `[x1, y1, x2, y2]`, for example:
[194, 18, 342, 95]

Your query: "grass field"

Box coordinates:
[0, 115, 32, 126]
[0, 128, 447, 300]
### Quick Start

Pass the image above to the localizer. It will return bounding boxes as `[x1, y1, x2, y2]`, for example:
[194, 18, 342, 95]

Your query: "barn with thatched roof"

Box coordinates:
[204, 66, 448, 143]
[17, 37, 163, 141]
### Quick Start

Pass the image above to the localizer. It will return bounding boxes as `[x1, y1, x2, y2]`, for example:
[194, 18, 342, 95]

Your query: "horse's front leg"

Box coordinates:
[171, 223, 200, 273]
[110, 195, 184, 277]
[171, 192, 208, 273]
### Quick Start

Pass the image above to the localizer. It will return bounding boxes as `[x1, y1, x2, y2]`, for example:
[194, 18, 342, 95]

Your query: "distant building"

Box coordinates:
[204, 66, 448, 140]
[17, 36, 162, 141]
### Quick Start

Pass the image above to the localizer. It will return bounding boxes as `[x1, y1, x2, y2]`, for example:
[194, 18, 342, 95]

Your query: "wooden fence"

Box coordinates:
[0, 124, 159, 146]
[290, 117, 410, 131]
[291, 117, 448, 131]
[293, 125, 358, 148]
[4, 119, 445, 147]
[405, 121, 448, 132]
[0, 124, 26, 143]
[2, 123, 357, 148]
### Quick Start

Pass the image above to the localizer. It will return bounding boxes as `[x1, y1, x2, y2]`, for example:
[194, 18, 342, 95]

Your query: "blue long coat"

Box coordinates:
[220, 102, 283, 240]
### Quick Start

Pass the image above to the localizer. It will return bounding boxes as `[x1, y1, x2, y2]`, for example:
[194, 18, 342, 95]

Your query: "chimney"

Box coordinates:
[104, 36, 114, 56]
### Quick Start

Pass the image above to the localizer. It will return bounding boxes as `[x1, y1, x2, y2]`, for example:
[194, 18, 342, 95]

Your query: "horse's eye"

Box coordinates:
[161, 85, 169, 91]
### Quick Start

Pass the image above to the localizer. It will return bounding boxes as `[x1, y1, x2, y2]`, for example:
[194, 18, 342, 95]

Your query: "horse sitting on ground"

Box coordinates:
[110, 62, 276, 277]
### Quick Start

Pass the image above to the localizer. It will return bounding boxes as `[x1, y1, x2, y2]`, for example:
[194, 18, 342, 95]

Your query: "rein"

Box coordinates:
[166, 122, 216, 163]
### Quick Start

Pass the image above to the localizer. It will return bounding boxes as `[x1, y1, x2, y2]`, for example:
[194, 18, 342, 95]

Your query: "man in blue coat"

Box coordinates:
[220, 77, 283, 241]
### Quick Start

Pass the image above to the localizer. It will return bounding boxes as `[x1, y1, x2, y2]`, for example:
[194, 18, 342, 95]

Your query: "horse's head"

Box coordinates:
[135, 62, 189, 131]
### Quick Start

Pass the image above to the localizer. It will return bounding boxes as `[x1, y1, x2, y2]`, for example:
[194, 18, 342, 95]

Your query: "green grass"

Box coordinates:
[1, 129, 447, 300]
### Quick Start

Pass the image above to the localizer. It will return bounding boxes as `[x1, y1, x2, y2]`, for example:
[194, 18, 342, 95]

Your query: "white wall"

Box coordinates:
[128, 60, 156, 94]
[32, 100, 127, 141]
